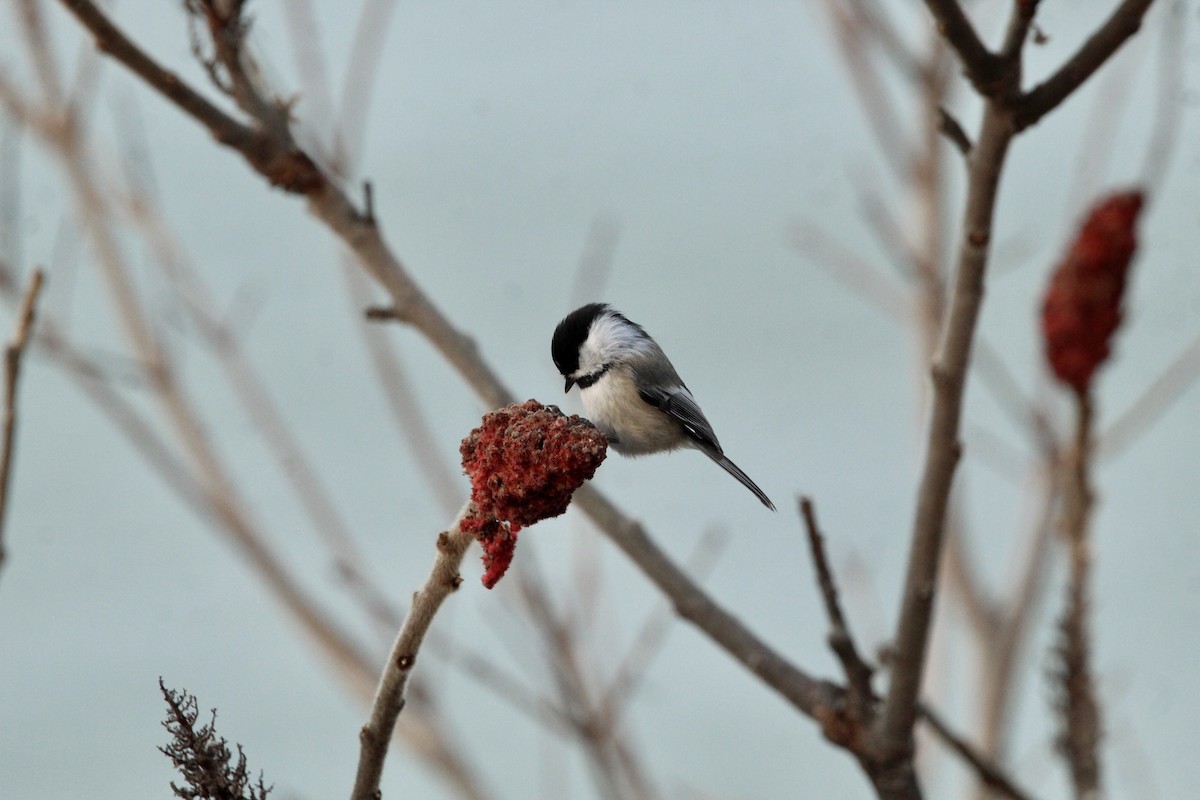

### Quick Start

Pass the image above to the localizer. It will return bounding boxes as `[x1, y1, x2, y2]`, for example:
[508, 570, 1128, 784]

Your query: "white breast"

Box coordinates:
[580, 366, 686, 455]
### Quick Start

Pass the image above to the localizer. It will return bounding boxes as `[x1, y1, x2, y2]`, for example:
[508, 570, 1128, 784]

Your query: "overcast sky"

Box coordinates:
[1, 2, 1198, 799]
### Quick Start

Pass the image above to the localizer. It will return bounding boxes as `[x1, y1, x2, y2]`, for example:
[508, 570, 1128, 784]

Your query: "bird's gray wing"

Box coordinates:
[636, 382, 723, 453]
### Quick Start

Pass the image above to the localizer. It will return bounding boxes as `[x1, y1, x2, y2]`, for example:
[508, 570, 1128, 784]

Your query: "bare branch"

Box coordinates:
[872, 98, 1017, 767]
[920, 0, 1004, 94]
[1015, 0, 1157, 130]
[350, 503, 476, 800]
[0, 268, 44, 575]
[59, 0, 322, 192]
[53, 1, 838, 747]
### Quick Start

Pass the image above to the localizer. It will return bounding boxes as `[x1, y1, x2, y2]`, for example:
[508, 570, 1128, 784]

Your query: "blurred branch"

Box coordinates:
[1140, 0, 1187, 190]
[119, 181, 398, 633]
[844, 0, 923, 80]
[822, 1, 911, 179]
[514, 549, 659, 800]
[942, 503, 1000, 640]
[18, 0, 64, 106]
[601, 527, 729, 722]
[969, 463, 1060, 800]
[54, 0, 845, 751]
[335, 0, 400, 175]
[7, 18, 489, 798]
[788, 219, 909, 323]
[0, 267, 43, 576]
[345, 264, 462, 517]
[351, 502, 476, 800]
[1099, 328, 1200, 460]
[570, 213, 622, 308]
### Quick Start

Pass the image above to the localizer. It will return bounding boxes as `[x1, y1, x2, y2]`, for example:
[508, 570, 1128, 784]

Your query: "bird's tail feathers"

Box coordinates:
[704, 449, 776, 511]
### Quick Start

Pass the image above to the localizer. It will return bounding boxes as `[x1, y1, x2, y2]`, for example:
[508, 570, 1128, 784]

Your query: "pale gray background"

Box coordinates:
[1, 2, 1197, 799]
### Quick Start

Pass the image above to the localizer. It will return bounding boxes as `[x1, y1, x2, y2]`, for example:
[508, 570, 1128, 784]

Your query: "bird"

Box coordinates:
[551, 303, 775, 510]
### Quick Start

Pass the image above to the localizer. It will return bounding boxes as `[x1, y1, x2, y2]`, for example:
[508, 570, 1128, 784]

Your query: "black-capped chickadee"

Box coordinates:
[551, 303, 775, 510]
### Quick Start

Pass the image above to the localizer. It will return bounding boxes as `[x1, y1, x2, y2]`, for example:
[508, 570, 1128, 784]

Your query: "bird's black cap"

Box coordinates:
[551, 302, 610, 376]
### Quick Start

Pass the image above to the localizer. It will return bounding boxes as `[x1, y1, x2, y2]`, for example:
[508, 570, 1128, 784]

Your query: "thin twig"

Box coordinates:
[350, 503, 475, 800]
[919, 703, 1042, 800]
[799, 496, 875, 720]
[0, 268, 44, 574]
[937, 106, 972, 156]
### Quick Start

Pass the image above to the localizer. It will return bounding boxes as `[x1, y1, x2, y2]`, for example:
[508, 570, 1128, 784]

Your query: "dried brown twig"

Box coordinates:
[158, 679, 273, 800]
[1055, 393, 1102, 799]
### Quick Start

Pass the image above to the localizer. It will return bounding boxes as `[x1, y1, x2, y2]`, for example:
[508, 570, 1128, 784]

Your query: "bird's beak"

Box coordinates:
[564, 377, 575, 393]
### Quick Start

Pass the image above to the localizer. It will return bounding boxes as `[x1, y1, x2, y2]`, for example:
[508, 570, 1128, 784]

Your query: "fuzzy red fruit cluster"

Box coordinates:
[1041, 190, 1145, 394]
[460, 400, 608, 588]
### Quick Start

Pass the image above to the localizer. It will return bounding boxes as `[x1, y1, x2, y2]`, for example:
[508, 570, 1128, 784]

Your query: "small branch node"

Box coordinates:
[937, 107, 973, 156]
